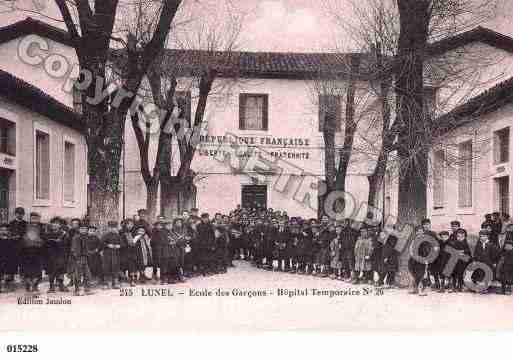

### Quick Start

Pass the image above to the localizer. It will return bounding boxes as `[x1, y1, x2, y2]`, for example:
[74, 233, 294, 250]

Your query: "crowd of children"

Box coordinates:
[0, 206, 513, 297]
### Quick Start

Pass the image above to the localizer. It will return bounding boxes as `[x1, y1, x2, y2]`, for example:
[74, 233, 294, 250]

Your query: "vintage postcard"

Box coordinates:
[1, 0, 513, 339]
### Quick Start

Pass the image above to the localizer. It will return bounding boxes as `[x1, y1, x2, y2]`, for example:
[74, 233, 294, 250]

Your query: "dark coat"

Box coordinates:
[382, 235, 398, 272]
[44, 229, 69, 271]
[0, 233, 19, 274]
[445, 238, 471, 276]
[497, 250, 513, 284]
[473, 240, 500, 269]
[196, 222, 215, 253]
[339, 228, 357, 271]
[101, 232, 122, 276]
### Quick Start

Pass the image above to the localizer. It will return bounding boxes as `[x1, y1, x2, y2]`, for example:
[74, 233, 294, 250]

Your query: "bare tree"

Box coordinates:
[127, 0, 247, 219]
[43, 0, 184, 225]
[321, 0, 501, 224]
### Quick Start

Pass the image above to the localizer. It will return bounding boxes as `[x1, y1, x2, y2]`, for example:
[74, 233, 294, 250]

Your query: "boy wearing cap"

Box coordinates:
[20, 213, 45, 293]
[44, 217, 70, 293]
[70, 223, 94, 296]
[8, 207, 27, 280]
[472, 230, 500, 292]
[330, 224, 342, 279]
[87, 226, 104, 287]
[497, 225, 513, 294]
[430, 231, 450, 292]
[196, 213, 215, 276]
[151, 217, 166, 282]
[101, 221, 122, 289]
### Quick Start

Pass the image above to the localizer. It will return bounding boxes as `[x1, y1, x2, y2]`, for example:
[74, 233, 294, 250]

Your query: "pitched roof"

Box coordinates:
[426, 26, 513, 57]
[436, 76, 513, 134]
[3, 17, 513, 79]
[0, 17, 72, 46]
[160, 49, 367, 79]
[0, 69, 84, 133]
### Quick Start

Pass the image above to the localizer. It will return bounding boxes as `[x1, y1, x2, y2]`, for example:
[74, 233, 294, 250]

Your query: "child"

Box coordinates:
[497, 231, 513, 295]
[431, 231, 450, 292]
[472, 230, 499, 293]
[310, 224, 321, 275]
[381, 232, 398, 289]
[101, 221, 121, 290]
[339, 219, 356, 282]
[119, 219, 135, 283]
[135, 226, 153, 284]
[21, 214, 45, 293]
[87, 226, 104, 287]
[353, 226, 374, 284]
[151, 218, 165, 282]
[0, 224, 18, 293]
[160, 220, 182, 284]
[408, 224, 433, 296]
[44, 217, 70, 293]
[446, 228, 471, 292]
[329, 224, 342, 280]
[70, 223, 94, 296]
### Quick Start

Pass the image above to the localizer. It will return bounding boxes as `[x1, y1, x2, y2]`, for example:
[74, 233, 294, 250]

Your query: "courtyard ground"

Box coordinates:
[1, 260, 512, 332]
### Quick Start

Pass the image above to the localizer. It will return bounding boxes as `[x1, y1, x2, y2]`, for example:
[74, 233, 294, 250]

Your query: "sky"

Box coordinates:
[1, 0, 513, 53]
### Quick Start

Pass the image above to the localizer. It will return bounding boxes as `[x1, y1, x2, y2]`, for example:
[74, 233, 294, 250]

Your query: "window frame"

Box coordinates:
[0, 117, 16, 156]
[239, 93, 269, 131]
[33, 123, 52, 207]
[432, 149, 445, 210]
[62, 135, 78, 207]
[493, 126, 510, 165]
[457, 139, 473, 210]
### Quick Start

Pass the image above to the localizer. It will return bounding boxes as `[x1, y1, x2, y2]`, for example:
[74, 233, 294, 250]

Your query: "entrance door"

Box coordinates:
[0, 168, 11, 223]
[241, 185, 267, 210]
[496, 176, 510, 215]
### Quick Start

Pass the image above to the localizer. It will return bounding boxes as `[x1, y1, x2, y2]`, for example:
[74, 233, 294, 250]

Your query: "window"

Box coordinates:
[239, 94, 268, 130]
[175, 91, 192, 128]
[433, 150, 445, 209]
[495, 176, 509, 215]
[63, 141, 75, 203]
[319, 95, 341, 132]
[0, 118, 15, 156]
[35, 130, 50, 200]
[458, 140, 473, 208]
[494, 127, 509, 164]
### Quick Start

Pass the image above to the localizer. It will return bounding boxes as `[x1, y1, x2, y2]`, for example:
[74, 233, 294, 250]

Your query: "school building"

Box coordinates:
[2, 17, 513, 225]
[428, 76, 513, 233]
[0, 19, 87, 222]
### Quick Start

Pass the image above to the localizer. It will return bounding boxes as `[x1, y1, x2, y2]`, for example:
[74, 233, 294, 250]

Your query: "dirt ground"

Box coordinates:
[1, 260, 512, 332]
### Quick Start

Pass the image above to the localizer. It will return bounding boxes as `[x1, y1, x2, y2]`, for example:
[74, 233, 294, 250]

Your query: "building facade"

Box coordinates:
[428, 77, 513, 233]
[3, 18, 513, 224]
[0, 19, 87, 222]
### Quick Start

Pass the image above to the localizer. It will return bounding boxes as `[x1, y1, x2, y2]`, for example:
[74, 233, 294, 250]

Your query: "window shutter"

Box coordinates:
[262, 94, 269, 131]
[239, 94, 245, 130]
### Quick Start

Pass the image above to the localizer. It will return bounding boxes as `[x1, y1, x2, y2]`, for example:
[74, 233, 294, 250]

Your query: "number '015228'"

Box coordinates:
[6, 345, 38, 353]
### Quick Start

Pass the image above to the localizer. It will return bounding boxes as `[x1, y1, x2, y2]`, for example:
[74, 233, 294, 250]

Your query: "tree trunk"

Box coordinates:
[160, 177, 196, 218]
[395, 0, 430, 226]
[88, 185, 120, 228]
[394, 0, 431, 287]
[146, 181, 159, 222]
